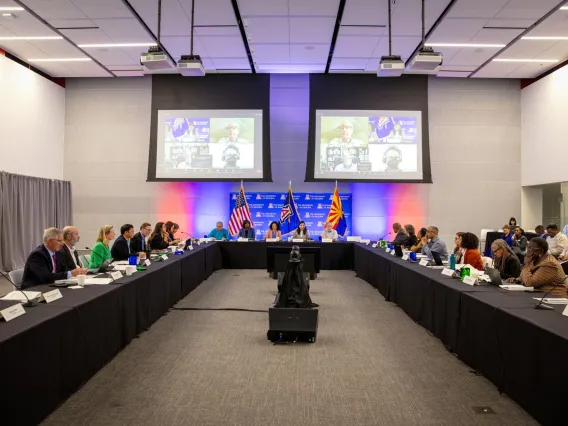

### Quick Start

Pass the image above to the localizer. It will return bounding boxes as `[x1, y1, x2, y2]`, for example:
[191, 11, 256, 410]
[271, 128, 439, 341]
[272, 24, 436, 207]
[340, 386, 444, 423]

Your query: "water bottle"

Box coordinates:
[449, 253, 456, 270]
[460, 266, 470, 280]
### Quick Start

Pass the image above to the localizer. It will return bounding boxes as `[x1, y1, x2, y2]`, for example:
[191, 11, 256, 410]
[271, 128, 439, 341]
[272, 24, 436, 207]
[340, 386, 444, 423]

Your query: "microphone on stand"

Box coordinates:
[0, 270, 37, 308]
[534, 282, 561, 310]
[379, 231, 391, 241]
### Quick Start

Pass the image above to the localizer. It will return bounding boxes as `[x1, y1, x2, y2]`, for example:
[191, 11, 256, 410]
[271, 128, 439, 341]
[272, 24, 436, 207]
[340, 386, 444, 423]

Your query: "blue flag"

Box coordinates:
[279, 186, 301, 235]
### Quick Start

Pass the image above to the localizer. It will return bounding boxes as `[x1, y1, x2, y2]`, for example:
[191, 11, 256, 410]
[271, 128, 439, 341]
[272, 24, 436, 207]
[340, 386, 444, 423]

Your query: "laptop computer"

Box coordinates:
[87, 259, 113, 275]
[430, 251, 444, 266]
[485, 267, 505, 286]
[393, 245, 404, 257]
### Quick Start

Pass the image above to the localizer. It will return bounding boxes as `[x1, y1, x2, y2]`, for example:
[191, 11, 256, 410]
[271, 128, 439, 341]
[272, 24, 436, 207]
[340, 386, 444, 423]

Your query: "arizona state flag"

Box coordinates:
[325, 186, 347, 237]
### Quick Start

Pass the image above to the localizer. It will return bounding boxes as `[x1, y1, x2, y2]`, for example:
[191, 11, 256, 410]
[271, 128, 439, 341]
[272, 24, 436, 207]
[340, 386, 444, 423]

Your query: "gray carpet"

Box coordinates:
[42, 270, 538, 426]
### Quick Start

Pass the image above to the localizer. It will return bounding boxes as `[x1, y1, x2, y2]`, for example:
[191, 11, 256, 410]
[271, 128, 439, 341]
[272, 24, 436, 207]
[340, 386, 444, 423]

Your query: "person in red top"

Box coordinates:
[460, 232, 483, 270]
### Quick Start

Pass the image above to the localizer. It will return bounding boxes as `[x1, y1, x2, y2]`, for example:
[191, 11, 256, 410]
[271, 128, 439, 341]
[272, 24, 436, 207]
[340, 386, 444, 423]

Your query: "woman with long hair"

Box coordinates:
[460, 232, 483, 270]
[404, 224, 417, 248]
[265, 221, 281, 240]
[293, 221, 310, 241]
[453, 232, 465, 263]
[410, 227, 427, 252]
[491, 239, 521, 279]
[89, 225, 115, 268]
[165, 221, 181, 244]
[149, 222, 169, 250]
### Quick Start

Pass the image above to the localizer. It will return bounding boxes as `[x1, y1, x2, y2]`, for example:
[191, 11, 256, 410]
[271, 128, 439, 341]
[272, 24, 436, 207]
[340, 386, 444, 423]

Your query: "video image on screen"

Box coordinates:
[155, 110, 263, 180]
[314, 110, 423, 181]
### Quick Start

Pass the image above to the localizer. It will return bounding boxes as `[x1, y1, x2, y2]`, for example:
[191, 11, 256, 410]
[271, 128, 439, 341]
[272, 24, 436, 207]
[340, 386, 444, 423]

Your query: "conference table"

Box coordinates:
[1, 241, 565, 426]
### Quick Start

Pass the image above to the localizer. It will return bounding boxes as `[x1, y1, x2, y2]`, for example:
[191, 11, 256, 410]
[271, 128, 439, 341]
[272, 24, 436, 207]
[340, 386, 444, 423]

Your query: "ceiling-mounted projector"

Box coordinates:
[377, 55, 405, 77]
[407, 47, 442, 73]
[177, 54, 205, 77]
[141, 46, 176, 72]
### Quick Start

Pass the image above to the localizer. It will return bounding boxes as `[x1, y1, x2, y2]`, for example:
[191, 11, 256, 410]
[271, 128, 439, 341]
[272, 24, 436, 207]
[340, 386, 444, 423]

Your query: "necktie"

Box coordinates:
[141, 237, 145, 251]
[73, 249, 81, 267]
[52, 254, 57, 272]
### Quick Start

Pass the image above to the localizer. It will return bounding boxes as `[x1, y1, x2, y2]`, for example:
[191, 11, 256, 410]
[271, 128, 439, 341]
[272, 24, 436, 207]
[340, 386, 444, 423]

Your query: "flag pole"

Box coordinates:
[289, 180, 291, 188]
[335, 180, 337, 188]
[240, 179, 243, 188]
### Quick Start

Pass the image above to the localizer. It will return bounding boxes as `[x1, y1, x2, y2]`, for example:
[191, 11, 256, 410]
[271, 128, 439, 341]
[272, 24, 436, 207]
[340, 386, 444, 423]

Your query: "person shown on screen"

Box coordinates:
[386, 121, 406, 143]
[222, 144, 240, 169]
[238, 220, 256, 240]
[293, 221, 310, 241]
[218, 121, 249, 144]
[329, 119, 363, 148]
[368, 122, 379, 144]
[181, 121, 198, 142]
[265, 221, 282, 240]
[169, 146, 186, 168]
[334, 155, 356, 172]
[321, 222, 338, 241]
[383, 146, 403, 172]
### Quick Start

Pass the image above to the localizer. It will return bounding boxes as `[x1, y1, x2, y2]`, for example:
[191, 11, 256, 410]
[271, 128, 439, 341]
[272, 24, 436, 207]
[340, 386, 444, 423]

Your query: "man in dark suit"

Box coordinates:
[22, 227, 88, 289]
[60, 226, 84, 270]
[131, 222, 152, 253]
[111, 224, 136, 261]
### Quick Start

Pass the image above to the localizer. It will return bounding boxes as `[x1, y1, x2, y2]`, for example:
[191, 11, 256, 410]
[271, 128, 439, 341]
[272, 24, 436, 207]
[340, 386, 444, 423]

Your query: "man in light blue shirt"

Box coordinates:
[208, 221, 230, 240]
[421, 226, 449, 260]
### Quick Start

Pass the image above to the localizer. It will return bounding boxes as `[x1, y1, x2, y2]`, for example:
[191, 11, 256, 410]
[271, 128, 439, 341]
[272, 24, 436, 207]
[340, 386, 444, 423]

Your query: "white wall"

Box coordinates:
[64, 76, 522, 245]
[521, 65, 568, 186]
[0, 54, 65, 179]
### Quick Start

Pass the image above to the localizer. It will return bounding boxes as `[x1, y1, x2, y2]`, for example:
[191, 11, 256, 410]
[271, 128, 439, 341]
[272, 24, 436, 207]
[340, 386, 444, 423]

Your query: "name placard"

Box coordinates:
[390, 251, 396, 256]
[266, 238, 279, 242]
[419, 259, 429, 267]
[402, 254, 409, 261]
[562, 305, 568, 317]
[188, 245, 194, 251]
[237, 238, 248, 242]
[463, 276, 477, 286]
[162, 255, 169, 261]
[292, 239, 304, 243]
[441, 268, 454, 277]
[42, 289, 63, 304]
[145, 259, 151, 266]
[372, 243, 378, 248]
[322, 238, 333, 243]
[110, 271, 123, 281]
[0, 303, 26, 322]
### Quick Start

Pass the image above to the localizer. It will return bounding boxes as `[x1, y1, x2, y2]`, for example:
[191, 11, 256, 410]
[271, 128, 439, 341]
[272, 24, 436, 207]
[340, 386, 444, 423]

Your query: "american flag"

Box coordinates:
[228, 186, 254, 236]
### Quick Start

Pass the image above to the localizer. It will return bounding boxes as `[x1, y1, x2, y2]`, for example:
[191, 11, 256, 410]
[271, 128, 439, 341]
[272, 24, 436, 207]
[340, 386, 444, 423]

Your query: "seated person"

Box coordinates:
[208, 221, 230, 240]
[545, 224, 568, 258]
[512, 226, 528, 256]
[131, 222, 152, 253]
[89, 225, 116, 269]
[453, 232, 465, 264]
[293, 221, 310, 241]
[460, 232, 483, 270]
[421, 226, 449, 260]
[508, 217, 517, 228]
[507, 238, 568, 296]
[491, 239, 521, 279]
[60, 226, 84, 270]
[149, 222, 170, 250]
[334, 155, 356, 172]
[535, 225, 548, 239]
[410, 227, 427, 252]
[501, 225, 514, 247]
[390, 222, 407, 246]
[111, 224, 136, 261]
[321, 222, 338, 241]
[265, 221, 282, 240]
[22, 227, 88, 289]
[238, 220, 256, 240]
[404, 224, 417, 248]
[165, 221, 181, 245]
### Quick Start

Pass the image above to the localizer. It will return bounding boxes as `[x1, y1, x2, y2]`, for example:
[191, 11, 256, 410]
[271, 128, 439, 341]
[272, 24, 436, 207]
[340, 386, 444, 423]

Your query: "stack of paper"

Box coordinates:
[86, 278, 112, 285]
[500, 284, 534, 291]
[1, 291, 42, 303]
[533, 298, 568, 304]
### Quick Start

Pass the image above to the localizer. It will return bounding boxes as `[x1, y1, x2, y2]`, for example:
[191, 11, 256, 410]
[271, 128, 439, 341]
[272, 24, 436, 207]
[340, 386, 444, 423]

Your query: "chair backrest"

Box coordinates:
[482, 256, 493, 268]
[81, 255, 91, 267]
[8, 268, 24, 289]
[479, 229, 494, 241]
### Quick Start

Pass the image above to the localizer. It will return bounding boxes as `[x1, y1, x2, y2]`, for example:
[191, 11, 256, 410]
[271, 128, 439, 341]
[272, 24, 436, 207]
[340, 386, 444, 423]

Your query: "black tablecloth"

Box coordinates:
[483, 231, 538, 256]
[216, 241, 354, 270]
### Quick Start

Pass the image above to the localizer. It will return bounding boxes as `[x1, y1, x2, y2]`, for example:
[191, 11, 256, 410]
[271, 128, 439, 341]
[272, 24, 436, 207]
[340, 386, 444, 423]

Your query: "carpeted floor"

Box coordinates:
[42, 270, 538, 426]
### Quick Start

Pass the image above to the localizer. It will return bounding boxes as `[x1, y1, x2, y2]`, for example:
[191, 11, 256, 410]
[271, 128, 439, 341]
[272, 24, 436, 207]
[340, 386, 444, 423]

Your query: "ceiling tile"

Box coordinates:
[495, 0, 562, 20]
[237, 0, 288, 16]
[330, 57, 369, 70]
[289, 17, 335, 43]
[22, 0, 88, 20]
[472, 60, 522, 78]
[428, 18, 490, 43]
[211, 57, 250, 69]
[252, 43, 289, 63]
[200, 35, 246, 57]
[256, 63, 325, 73]
[70, 0, 133, 19]
[182, 0, 237, 25]
[84, 48, 138, 66]
[506, 61, 558, 78]
[469, 28, 524, 44]
[447, 0, 511, 19]
[484, 18, 535, 28]
[444, 46, 503, 67]
[60, 28, 112, 44]
[245, 16, 288, 43]
[47, 18, 97, 29]
[113, 70, 145, 76]
[160, 35, 209, 58]
[194, 26, 240, 37]
[289, 43, 328, 63]
[371, 36, 421, 58]
[288, 0, 340, 16]
[93, 18, 154, 43]
[339, 26, 385, 37]
[0, 13, 57, 36]
[436, 70, 472, 77]
[499, 39, 559, 58]
[334, 35, 379, 57]
[524, 10, 568, 36]
[341, 0, 386, 26]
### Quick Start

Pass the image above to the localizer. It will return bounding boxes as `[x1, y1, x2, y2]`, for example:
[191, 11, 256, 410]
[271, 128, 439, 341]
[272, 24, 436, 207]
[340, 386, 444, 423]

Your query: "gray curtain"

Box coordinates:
[0, 171, 73, 271]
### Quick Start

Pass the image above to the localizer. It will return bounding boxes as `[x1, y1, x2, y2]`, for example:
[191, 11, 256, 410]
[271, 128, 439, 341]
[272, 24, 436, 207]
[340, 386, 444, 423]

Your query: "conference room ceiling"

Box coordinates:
[0, 0, 567, 78]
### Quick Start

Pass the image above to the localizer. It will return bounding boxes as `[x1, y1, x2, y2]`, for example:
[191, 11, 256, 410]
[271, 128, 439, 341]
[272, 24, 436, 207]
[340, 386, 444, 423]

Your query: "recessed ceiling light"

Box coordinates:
[522, 36, 568, 40]
[0, 7, 24, 11]
[2, 13, 14, 17]
[493, 58, 559, 63]
[425, 43, 506, 48]
[560, 6, 568, 10]
[0, 36, 63, 40]
[78, 42, 158, 48]
[28, 58, 92, 62]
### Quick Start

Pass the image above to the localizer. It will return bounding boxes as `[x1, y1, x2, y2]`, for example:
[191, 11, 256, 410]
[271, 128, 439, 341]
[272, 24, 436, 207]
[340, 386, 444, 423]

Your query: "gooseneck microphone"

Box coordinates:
[534, 282, 560, 310]
[0, 270, 37, 307]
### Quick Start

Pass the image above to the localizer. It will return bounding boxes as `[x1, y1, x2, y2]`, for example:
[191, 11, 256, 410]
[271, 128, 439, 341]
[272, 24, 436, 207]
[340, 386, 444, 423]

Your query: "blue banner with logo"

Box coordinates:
[229, 192, 352, 239]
